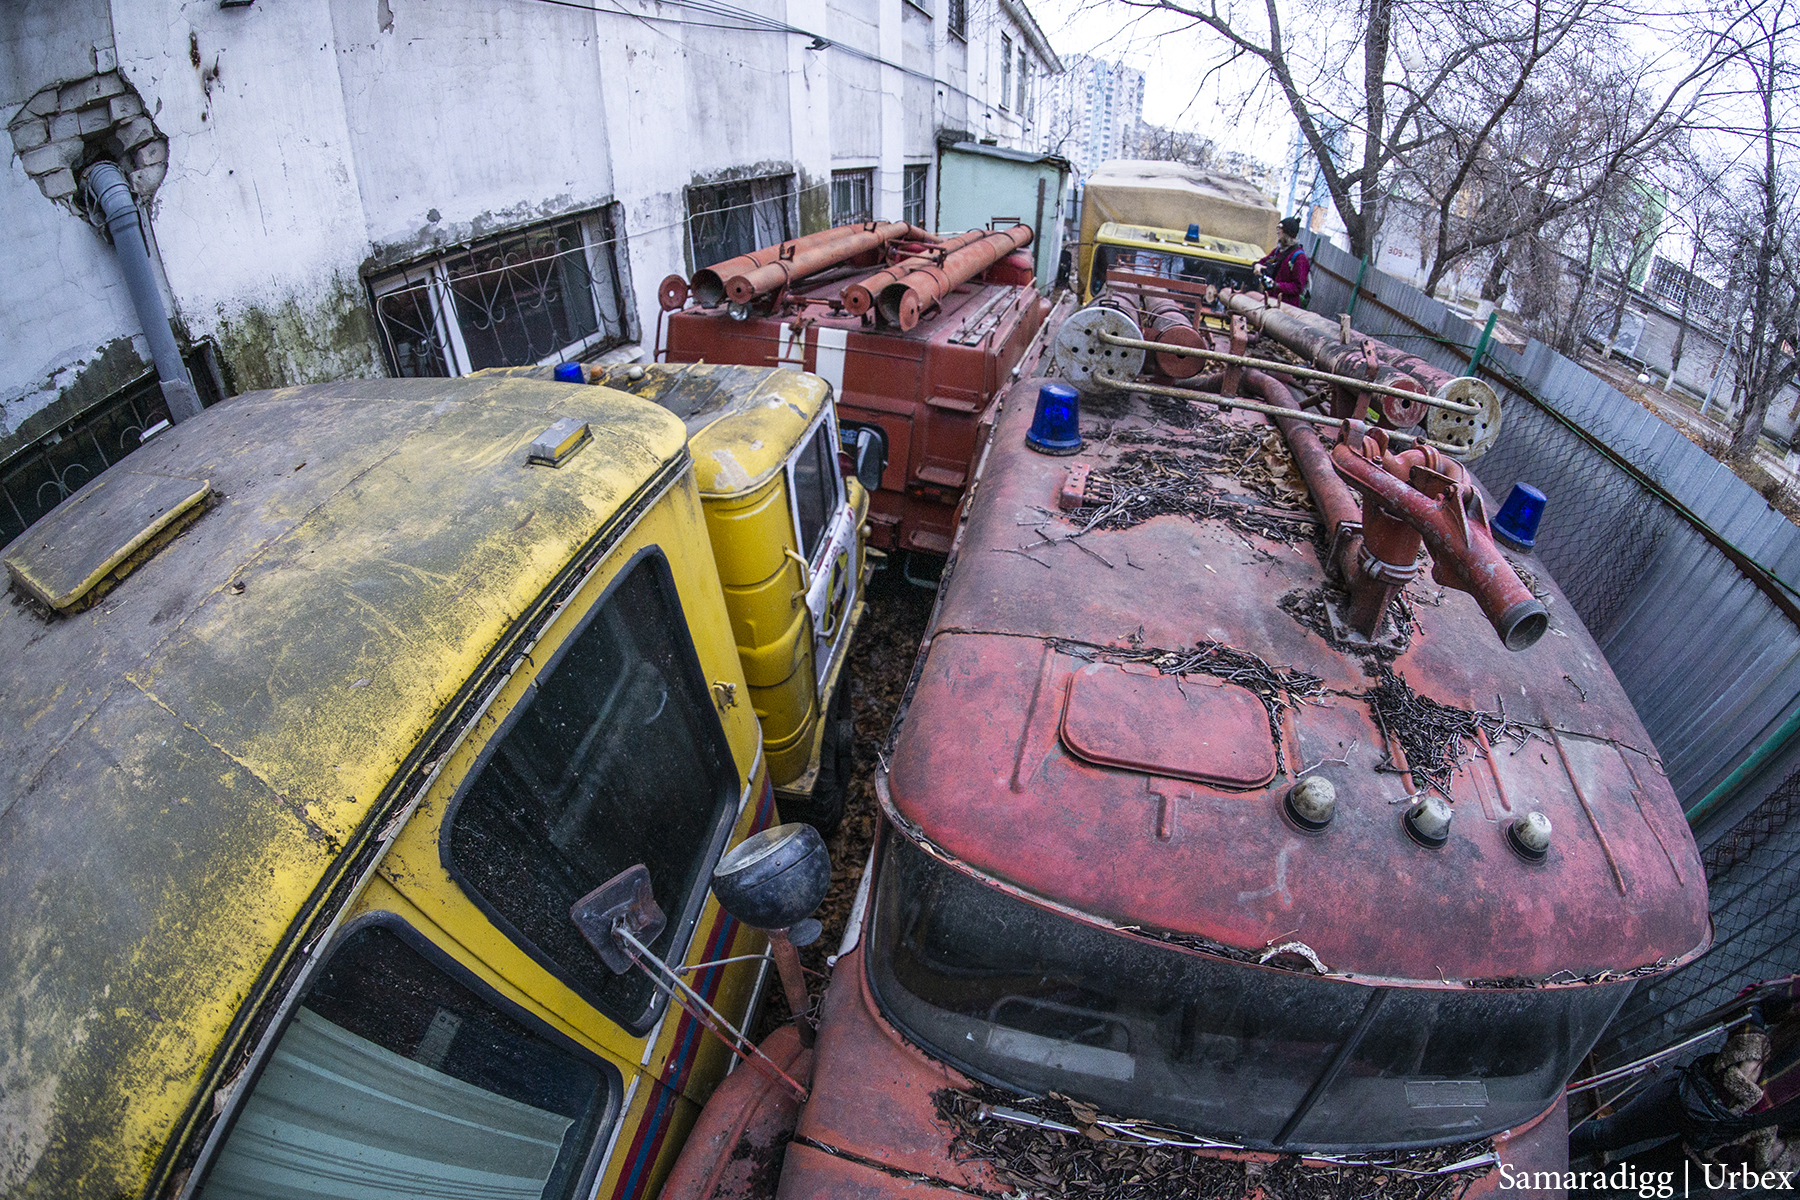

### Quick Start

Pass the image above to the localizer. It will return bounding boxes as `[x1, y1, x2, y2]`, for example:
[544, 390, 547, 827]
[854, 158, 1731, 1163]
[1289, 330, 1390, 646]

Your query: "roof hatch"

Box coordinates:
[4, 468, 211, 613]
[1060, 662, 1276, 788]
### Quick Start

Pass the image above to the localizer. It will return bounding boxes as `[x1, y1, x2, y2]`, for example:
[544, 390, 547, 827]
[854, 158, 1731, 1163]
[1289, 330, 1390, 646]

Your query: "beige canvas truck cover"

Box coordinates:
[1077, 160, 1280, 294]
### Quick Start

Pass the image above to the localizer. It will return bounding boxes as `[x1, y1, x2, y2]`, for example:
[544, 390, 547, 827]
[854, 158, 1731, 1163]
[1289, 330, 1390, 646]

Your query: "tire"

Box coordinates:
[783, 675, 853, 835]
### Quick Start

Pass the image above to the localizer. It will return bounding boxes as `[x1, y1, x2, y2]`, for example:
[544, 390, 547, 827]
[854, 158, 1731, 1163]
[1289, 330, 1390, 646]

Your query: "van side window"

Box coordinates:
[445, 550, 738, 1029]
[200, 922, 619, 1200]
[792, 422, 838, 562]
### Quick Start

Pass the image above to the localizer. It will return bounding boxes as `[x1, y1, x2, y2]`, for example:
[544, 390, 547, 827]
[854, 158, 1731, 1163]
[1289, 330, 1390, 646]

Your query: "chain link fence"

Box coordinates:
[1305, 238, 1800, 1077]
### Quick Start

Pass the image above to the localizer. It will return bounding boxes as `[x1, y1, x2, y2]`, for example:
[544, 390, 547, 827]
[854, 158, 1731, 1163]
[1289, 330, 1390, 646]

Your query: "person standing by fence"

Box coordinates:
[1255, 216, 1311, 306]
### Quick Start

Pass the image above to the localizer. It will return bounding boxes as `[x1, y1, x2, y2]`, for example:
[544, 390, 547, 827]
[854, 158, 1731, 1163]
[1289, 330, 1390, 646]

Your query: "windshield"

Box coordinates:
[1092, 244, 1257, 294]
[867, 833, 1628, 1152]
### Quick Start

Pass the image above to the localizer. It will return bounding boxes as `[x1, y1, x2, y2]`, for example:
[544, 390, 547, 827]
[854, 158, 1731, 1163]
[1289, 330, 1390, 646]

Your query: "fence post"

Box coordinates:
[1467, 311, 1499, 375]
[1344, 255, 1370, 323]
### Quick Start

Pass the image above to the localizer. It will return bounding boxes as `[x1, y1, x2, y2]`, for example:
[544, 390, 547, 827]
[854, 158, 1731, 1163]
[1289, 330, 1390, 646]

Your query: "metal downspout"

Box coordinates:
[82, 161, 203, 423]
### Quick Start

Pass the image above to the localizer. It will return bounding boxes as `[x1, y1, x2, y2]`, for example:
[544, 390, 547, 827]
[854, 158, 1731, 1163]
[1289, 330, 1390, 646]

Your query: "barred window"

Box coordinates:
[688, 175, 796, 272]
[903, 165, 929, 228]
[831, 169, 874, 226]
[369, 209, 631, 378]
[948, 0, 966, 40]
[1000, 36, 1013, 110]
[1018, 52, 1029, 118]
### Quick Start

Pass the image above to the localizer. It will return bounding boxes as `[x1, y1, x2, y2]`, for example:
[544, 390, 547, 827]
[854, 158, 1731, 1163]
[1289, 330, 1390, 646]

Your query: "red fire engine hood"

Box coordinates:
[885, 379, 1710, 985]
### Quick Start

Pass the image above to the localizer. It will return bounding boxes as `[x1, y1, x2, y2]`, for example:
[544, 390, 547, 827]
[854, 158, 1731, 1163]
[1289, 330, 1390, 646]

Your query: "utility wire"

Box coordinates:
[501, 0, 1037, 122]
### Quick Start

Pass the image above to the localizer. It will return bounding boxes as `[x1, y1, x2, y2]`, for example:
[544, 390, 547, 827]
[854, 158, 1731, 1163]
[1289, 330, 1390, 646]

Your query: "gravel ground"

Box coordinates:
[754, 557, 935, 1038]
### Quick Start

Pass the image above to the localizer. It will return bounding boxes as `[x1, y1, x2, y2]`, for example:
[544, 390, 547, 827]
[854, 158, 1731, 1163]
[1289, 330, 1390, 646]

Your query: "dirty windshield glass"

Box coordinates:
[792, 421, 838, 562]
[1092, 245, 1256, 293]
[200, 922, 617, 1200]
[445, 550, 737, 1031]
[867, 834, 1627, 1151]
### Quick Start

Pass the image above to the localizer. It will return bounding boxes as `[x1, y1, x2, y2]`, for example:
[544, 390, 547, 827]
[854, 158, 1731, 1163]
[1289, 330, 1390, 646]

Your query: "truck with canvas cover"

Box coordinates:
[1076, 160, 1282, 301]
[656, 219, 1053, 560]
[0, 369, 850, 1200]
[656, 292, 1713, 1199]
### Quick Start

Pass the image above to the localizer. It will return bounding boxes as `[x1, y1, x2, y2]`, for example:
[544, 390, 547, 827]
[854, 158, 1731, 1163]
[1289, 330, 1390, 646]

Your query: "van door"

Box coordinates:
[191, 490, 770, 1200]
[787, 415, 860, 691]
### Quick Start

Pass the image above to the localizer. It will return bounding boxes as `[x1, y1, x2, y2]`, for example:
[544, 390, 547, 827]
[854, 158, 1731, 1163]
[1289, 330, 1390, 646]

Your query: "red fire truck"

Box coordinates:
[657, 221, 1052, 560]
[627, 284, 1712, 1199]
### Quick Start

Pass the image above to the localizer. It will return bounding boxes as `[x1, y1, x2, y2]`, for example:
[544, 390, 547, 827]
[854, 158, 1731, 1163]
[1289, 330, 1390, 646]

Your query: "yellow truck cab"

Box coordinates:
[521, 362, 871, 832]
[1085, 221, 1269, 302]
[0, 374, 783, 1200]
[1076, 159, 1281, 300]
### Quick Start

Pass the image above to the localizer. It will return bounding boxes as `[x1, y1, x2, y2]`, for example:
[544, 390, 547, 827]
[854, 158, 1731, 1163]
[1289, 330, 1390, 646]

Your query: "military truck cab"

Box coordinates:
[1086, 221, 1268, 301]
[0, 374, 810, 1200]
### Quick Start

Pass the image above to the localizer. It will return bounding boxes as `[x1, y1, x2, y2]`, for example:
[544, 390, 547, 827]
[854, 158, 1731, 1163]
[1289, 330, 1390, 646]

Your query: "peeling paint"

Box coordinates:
[708, 447, 753, 493]
[362, 194, 598, 275]
[0, 337, 151, 464]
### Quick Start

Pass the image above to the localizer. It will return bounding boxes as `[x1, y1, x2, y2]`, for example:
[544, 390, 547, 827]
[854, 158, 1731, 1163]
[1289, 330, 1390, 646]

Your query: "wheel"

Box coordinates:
[782, 676, 853, 835]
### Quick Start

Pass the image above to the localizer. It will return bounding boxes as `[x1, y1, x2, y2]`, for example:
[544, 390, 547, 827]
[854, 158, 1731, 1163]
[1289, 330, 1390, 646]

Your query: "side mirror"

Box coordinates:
[711, 822, 831, 931]
[714, 823, 832, 1048]
[570, 864, 667, 975]
[840, 422, 888, 494]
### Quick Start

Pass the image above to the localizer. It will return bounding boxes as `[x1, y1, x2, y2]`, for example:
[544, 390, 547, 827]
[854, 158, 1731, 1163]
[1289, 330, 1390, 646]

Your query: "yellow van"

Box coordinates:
[0, 374, 779, 1200]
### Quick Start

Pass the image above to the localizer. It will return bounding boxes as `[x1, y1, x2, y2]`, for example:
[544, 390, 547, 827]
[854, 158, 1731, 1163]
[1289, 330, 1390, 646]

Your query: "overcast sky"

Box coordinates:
[1030, 0, 1301, 165]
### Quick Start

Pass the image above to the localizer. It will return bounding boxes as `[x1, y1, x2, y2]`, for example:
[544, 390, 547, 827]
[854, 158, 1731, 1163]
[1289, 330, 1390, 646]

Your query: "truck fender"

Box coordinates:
[660, 1025, 815, 1200]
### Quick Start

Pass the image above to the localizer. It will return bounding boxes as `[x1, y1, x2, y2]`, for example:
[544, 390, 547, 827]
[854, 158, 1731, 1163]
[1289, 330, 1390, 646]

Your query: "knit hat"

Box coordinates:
[1280, 216, 1302, 237]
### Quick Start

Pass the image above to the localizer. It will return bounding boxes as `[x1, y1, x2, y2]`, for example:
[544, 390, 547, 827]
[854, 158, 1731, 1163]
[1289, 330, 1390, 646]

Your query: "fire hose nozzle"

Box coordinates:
[1331, 431, 1548, 652]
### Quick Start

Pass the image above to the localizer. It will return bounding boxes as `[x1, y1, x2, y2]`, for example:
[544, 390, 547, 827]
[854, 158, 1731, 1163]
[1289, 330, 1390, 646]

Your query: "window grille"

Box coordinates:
[1018, 54, 1029, 119]
[903, 165, 929, 227]
[831, 169, 874, 227]
[687, 175, 797, 272]
[0, 345, 224, 549]
[369, 209, 630, 378]
[948, 0, 965, 41]
[1000, 35, 1013, 110]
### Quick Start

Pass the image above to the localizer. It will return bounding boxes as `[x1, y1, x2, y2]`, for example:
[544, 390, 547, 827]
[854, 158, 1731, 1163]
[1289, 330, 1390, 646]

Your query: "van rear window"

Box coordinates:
[200, 921, 618, 1200]
[444, 550, 739, 1030]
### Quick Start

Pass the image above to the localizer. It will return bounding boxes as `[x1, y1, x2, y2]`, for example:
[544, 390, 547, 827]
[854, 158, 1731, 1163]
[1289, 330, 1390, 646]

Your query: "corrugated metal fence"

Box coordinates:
[1305, 237, 1800, 1069]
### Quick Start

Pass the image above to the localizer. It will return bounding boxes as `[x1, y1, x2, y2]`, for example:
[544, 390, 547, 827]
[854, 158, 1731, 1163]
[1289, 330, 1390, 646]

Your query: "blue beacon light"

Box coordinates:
[1025, 382, 1083, 455]
[1490, 483, 1547, 550]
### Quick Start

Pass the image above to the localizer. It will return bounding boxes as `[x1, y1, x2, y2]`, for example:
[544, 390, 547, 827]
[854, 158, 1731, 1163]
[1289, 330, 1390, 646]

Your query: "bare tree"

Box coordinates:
[1659, 152, 1736, 386]
[1132, 121, 1218, 167]
[1113, 0, 1741, 283]
[1714, 0, 1800, 460]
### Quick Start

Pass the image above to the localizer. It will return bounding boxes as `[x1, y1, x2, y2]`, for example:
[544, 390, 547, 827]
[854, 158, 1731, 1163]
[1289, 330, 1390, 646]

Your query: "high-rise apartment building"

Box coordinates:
[1046, 56, 1146, 177]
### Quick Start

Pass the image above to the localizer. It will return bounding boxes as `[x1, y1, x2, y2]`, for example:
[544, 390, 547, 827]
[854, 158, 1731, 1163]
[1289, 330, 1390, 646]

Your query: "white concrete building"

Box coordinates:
[1, 0, 1058, 545]
[1045, 55, 1144, 179]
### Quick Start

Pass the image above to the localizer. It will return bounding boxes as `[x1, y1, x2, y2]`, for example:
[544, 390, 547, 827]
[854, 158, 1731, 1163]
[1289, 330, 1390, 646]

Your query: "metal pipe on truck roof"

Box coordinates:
[1145, 297, 1206, 379]
[1223, 291, 1464, 397]
[690, 222, 935, 307]
[876, 225, 1034, 331]
[707, 222, 936, 307]
[840, 229, 998, 315]
[1242, 371, 1365, 580]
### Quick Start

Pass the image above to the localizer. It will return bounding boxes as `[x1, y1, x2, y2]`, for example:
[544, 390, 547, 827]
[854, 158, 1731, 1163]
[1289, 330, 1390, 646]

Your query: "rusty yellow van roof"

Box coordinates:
[590, 363, 828, 497]
[0, 375, 688, 1200]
